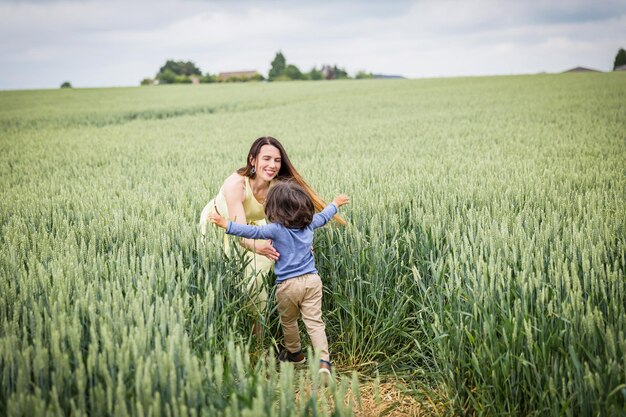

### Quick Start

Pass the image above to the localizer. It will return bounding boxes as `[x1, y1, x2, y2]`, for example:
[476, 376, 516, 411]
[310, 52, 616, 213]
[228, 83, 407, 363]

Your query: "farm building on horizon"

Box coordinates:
[372, 74, 406, 79]
[562, 66, 602, 73]
[218, 71, 262, 81]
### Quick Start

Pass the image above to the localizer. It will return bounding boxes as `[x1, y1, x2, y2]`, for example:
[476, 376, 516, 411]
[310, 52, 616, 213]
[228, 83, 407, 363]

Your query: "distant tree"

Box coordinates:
[307, 67, 323, 80]
[60, 81, 72, 88]
[157, 69, 177, 84]
[355, 71, 373, 79]
[175, 75, 192, 84]
[614, 48, 626, 70]
[332, 65, 350, 79]
[140, 78, 154, 86]
[159, 60, 177, 75]
[268, 52, 286, 80]
[201, 73, 217, 83]
[284, 64, 303, 80]
[158, 60, 202, 76]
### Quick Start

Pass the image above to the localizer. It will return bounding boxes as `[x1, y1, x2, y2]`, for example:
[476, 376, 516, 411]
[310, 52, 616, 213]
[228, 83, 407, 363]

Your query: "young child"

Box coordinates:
[209, 180, 349, 376]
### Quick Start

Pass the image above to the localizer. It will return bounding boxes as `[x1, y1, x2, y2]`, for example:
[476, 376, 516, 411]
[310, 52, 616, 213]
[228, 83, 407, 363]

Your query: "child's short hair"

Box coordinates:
[265, 180, 314, 229]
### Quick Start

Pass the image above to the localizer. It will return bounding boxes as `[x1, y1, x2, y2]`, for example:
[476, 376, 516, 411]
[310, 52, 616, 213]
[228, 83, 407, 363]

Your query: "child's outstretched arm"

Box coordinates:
[311, 194, 350, 229]
[332, 194, 350, 208]
[211, 212, 278, 240]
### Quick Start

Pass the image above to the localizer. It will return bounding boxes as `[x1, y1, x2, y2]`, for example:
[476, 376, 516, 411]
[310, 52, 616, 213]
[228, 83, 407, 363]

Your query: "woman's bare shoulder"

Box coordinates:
[222, 173, 246, 199]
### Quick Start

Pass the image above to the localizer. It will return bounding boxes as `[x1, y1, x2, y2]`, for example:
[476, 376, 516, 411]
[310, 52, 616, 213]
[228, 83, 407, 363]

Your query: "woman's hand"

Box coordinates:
[250, 240, 280, 261]
[209, 213, 228, 229]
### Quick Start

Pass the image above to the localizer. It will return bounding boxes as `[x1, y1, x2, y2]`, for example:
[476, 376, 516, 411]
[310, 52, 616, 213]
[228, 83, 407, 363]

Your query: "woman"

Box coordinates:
[200, 136, 344, 338]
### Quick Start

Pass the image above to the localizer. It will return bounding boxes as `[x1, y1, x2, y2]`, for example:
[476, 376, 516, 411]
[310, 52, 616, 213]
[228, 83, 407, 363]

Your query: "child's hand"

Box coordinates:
[332, 194, 350, 208]
[209, 212, 228, 229]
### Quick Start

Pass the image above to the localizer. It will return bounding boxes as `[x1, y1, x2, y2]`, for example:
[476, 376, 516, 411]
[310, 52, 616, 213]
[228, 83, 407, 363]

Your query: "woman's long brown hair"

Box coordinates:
[237, 136, 346, 225]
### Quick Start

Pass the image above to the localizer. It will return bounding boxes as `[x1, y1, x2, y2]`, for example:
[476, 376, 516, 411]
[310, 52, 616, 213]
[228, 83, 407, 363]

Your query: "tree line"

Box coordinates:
[60, 48, 626, 88]
[140, 51, 374, 85]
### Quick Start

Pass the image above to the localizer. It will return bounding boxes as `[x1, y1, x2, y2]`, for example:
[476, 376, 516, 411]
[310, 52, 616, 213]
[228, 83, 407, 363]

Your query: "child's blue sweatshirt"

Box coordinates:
[226, 203, 338, 282]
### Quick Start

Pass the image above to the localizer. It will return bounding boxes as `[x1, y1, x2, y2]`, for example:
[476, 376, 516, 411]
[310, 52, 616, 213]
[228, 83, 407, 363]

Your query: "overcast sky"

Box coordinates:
[1, 0, 625, 90]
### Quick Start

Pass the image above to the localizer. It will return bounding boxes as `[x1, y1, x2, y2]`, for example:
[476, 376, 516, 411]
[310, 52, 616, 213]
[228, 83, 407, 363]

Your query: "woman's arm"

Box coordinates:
[221, 174, 280, 261]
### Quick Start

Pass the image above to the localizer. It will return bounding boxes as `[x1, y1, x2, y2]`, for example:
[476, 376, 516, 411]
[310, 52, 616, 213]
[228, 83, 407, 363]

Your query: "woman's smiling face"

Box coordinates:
[253, 144, 282, 181]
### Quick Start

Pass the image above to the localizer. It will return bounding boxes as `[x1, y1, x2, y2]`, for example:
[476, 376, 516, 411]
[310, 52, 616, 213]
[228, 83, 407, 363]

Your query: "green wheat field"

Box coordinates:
[1, 73, 625, 416]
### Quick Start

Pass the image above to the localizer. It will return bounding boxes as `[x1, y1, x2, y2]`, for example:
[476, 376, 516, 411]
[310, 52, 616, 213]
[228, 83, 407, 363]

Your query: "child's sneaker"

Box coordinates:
[278, 349, 306, 364]
[318, 360, 332, 386]
[318, 360, 332, 377]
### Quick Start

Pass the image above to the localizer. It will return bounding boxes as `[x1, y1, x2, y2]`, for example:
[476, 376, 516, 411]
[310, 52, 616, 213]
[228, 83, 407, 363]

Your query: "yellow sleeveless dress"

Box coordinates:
[202, 176, 273, 315]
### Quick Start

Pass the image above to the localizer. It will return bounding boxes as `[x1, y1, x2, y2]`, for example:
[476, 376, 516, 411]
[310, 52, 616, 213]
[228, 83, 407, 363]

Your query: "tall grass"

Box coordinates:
[1, 73, 625, 415]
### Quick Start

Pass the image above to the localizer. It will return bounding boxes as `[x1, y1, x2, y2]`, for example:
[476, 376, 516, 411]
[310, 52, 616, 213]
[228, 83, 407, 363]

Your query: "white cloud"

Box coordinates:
[97, 7, 304, 47]
[0, 0, 624, 89]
